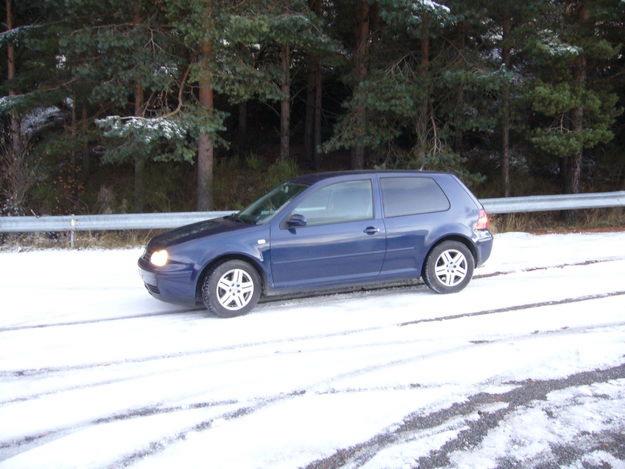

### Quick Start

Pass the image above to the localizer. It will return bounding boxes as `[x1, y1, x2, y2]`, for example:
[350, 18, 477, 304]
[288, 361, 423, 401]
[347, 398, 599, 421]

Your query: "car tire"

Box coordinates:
[423, 240, 474, 294]
[422, 272, 432, 290]
[202, 260, 261, 318]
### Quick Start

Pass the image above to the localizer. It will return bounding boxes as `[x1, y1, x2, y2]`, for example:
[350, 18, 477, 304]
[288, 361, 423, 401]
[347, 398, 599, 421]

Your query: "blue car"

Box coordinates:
[138, 171, 493, 317]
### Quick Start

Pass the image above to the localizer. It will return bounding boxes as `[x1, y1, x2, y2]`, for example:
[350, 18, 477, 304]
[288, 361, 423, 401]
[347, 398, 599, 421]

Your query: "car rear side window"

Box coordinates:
[381, 177, 449, 217]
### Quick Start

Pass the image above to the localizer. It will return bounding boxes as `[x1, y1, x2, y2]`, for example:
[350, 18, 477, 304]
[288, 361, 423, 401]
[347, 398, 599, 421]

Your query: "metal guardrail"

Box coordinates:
[0, 211, 235, 233]
[481, 190, 625, 214]
[0, 191, 624, 235]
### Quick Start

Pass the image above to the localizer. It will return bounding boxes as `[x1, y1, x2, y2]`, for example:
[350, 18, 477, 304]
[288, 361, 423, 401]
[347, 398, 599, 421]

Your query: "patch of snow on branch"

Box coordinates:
[56, 55, 66, 70]
[21, 106, 64, 137]
[538, 30, 580, 56]
[420, 0, 450, 12]
[0, 94, 25, 112]
[154, 65, 178, 77]
[96, 115, 186, 142]
[0, 25, 35, 45]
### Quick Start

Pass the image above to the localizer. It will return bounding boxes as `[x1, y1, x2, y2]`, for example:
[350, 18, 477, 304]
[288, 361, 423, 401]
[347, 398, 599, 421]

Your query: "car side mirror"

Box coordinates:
[286, 213, 307, 227]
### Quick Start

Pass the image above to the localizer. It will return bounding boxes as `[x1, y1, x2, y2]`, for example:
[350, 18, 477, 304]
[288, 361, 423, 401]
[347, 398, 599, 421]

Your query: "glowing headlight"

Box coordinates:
[150, 249, 169, 267]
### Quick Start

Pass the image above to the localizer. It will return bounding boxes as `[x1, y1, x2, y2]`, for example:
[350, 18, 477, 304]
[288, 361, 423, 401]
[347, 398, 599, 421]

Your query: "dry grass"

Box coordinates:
[0, 230, 162, 251]
[489, 208, 625, 234]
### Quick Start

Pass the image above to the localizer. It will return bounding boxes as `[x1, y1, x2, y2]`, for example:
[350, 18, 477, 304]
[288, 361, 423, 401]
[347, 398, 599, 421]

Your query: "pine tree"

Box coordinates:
[325, 1, 456, 171]
[0, 0, 69, 213]
[2, 0, 625, 217]
[304, 0, 323, 169]
[525, 0, 621, 194]
[254, 0, 335, 161]
[472, 0, 546, 195]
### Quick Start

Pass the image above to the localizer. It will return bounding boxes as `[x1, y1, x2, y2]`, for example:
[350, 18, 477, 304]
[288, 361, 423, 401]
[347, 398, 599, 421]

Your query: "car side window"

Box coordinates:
[381, 177, 449, 217]
[292, 180, 374, 226]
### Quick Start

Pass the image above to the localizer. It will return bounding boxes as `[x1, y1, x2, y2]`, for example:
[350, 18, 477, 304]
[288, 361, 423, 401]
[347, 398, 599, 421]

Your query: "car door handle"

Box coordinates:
[363, 226, 380, 235]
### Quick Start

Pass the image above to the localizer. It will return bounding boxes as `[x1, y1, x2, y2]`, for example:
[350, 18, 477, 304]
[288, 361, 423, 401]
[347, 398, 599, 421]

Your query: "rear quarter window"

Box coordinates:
[380, 177, 450, 217]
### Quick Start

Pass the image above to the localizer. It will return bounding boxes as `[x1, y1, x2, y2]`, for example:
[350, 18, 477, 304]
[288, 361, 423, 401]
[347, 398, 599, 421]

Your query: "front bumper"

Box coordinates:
[138, 256, 197, 305]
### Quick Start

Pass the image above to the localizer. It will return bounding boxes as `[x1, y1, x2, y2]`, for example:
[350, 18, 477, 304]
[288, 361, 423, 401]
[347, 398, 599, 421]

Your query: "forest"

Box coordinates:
[1, 0, 624, 216]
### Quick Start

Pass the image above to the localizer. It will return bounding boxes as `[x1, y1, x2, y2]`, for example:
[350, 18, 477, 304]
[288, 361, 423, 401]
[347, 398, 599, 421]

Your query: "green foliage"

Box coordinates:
[528, 82, 580, 116]
[378, 0, 452, 32]
[95, 106, 231, 164]
[2, 0, 625, 215]
[264, 158, 299, 189]
[378, 146, 485, 187]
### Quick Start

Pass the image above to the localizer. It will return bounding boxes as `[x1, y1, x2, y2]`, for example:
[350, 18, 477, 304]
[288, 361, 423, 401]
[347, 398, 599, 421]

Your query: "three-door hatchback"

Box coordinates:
[138, 171, 493, 317]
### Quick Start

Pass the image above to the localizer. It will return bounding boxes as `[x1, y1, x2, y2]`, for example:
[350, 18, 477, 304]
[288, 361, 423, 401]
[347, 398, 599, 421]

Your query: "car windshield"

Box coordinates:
[236, 182, 308, 225]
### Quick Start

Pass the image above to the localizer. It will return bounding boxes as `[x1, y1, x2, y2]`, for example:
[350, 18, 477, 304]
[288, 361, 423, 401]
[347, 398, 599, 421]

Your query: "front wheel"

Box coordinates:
[423, 241, 475, 294]
[202, 260, 261, 317]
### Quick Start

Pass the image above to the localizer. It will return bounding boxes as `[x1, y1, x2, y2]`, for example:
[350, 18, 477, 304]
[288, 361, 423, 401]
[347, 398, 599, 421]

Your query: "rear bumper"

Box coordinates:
[138, 257, 197, 305]
[474, 231, 494, 266]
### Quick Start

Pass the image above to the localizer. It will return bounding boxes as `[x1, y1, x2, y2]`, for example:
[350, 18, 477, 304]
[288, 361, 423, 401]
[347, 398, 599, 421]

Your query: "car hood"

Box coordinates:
[147, 216, 253, 250]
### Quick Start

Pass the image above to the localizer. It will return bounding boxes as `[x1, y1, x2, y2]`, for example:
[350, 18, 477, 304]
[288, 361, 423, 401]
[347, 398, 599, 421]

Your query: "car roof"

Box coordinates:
[290, 170, 452, 185]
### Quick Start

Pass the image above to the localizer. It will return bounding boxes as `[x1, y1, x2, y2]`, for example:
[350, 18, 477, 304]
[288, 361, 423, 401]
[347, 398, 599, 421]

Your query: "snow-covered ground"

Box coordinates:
[0, 231, 624, 468]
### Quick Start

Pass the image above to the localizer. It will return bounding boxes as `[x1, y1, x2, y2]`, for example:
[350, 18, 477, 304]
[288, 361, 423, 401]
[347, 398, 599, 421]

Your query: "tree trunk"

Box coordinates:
[570, 3, 588, 195]
[313, 59, 322, 170]
[304, 56, 322, 169]
[70, 95, 77, 165]
[501, 14, 511, 197]
[415, 12, 431, 167]
[132, 7, 145, 212]
[304, 0, 322, 169]
[279, 44, 290, 161]
[134, 80, 145, 211]
[69, 96, 81, 209]
[197, 38, 215, 210]
[351, 0, 370, 169]
[238, 101, 247, 152]
[559, 157, 570, 194]
[81, 105, 89, 175]
[454, 20, 466, 154]
[570, 57, 586, 195]
[304, 67, 315, 165]
[6, 0, 20, 157]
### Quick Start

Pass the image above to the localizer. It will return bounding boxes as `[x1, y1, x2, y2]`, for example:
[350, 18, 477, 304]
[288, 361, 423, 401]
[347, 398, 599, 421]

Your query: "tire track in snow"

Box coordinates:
[3, 319, 623, 463]
[399, 290, 625, 326]
[92, 324, 625, 467]
[474, 256, 625, 279]
[0, 308, 200, 333]
[261, 256, 625, 310]
[5, 315, 624, 411]
[304, 363, 625, 469]
[300, 320, 625, 395]
[0, 398, 238, 456]
[110, 389, 307, 467]
[10, 319, 620, 466]
[1, 256, 622, 334]
[2, 289, 624, 380]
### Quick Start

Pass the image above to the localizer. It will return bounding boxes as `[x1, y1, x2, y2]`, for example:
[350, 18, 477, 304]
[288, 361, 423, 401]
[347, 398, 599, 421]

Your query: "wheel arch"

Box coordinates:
[195, 253, 266, 303]
[422, 234, 477, 276]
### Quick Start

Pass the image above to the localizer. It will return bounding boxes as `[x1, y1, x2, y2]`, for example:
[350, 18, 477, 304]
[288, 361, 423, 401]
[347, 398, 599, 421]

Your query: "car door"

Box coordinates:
[269, 178, 386, 289]
[378, 176, 451, 278]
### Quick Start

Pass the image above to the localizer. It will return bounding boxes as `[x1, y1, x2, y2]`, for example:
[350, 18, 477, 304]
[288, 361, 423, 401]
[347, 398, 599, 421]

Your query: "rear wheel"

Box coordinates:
[202, 260, 261, 317]
[423, 241, 474, 294]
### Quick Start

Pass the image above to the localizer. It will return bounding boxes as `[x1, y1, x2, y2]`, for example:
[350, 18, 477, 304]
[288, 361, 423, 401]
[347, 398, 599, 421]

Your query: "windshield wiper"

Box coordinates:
[228, 212, 252, 224]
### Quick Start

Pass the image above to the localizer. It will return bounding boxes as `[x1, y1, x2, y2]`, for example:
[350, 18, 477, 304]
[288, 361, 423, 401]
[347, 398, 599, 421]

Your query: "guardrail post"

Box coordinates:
[69, 216, 76, 249]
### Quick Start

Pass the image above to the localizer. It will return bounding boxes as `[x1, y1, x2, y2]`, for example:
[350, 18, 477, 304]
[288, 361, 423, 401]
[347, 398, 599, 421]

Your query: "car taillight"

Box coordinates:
[475, 209, 489, 230]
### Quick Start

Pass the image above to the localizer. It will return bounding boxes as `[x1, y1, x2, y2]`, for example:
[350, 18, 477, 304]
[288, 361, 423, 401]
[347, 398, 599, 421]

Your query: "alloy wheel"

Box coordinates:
[434, 249, 468, 287]
[216, 269, 255, 311]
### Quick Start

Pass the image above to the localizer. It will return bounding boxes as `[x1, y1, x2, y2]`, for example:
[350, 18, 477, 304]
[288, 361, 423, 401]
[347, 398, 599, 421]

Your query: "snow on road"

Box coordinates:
[0, 231, 624, 468]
